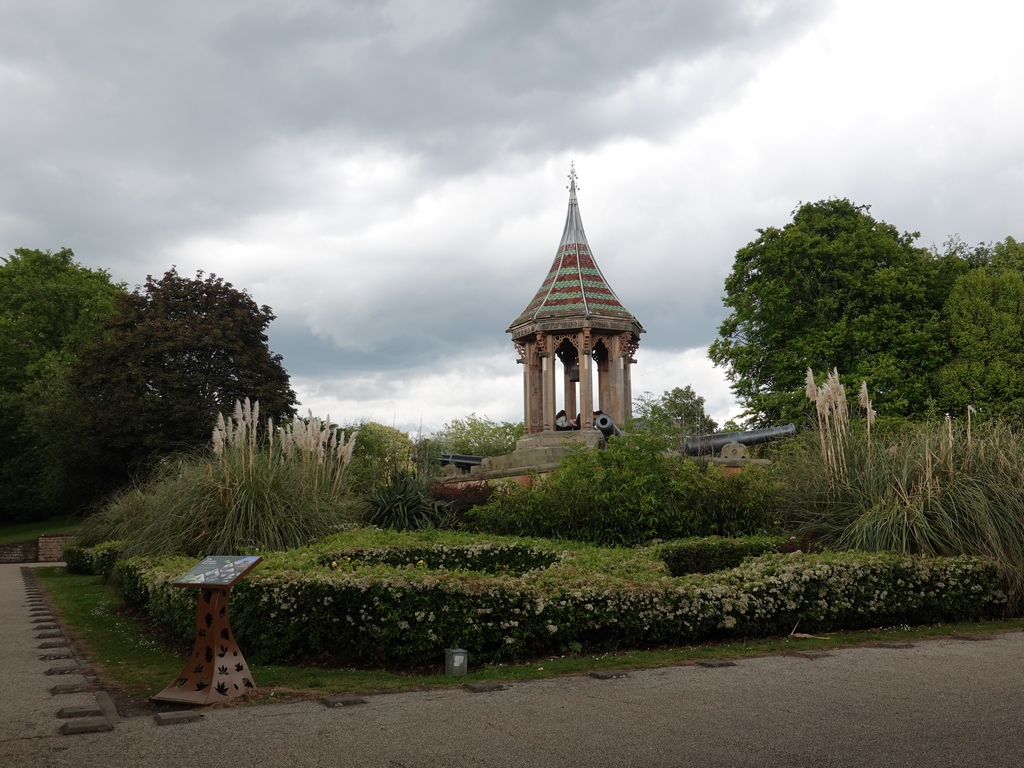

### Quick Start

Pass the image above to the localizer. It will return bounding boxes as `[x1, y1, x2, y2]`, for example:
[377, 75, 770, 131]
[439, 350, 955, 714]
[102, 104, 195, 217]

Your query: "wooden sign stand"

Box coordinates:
[151, 556, 262, 706]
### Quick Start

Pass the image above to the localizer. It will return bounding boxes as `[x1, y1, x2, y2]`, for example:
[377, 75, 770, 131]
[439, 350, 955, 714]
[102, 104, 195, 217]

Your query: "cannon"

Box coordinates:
[683, 424, 796, 459]
[594, 413, 622, 439]
[439, 454, 486, 471]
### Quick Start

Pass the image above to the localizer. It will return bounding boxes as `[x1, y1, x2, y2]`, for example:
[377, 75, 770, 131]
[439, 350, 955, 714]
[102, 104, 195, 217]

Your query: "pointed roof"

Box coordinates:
[507, 168, 643, 339]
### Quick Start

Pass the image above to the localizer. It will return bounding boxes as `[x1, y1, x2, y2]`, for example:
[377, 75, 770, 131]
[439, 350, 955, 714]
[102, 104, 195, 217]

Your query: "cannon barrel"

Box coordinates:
[683, 424, 796, 457]
[594, 414, 622, 439]
[439, 454, 486, 471]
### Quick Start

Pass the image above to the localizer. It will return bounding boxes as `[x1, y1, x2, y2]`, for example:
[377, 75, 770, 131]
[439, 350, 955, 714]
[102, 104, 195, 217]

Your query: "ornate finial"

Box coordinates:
[567, 161, 578, 191]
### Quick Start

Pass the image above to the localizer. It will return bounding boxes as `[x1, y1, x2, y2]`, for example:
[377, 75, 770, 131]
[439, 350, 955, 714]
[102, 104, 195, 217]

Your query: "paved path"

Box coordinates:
[2, 562, 1022, 767]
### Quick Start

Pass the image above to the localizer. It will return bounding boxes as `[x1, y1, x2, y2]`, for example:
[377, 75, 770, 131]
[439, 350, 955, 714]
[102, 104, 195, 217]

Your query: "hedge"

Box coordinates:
[660, 536, 790, 575]
[112, 532, 1007, 666]
[63, 540, 123, 579]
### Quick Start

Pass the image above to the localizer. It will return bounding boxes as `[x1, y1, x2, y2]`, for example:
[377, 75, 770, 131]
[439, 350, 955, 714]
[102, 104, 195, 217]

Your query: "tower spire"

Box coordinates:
[507, 163, 640, 332]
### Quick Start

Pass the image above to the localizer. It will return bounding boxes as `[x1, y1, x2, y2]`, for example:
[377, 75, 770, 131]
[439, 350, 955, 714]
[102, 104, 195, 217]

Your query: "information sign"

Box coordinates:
[173, 555, 262, 587]
[151, 555, 262, 705]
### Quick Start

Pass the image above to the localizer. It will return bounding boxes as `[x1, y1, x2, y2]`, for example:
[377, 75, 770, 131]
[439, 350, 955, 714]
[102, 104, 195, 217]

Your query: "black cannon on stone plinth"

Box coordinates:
[594, 413, 622, 439]
[683, 424, 796, 460]
[439, 454, 487, 471]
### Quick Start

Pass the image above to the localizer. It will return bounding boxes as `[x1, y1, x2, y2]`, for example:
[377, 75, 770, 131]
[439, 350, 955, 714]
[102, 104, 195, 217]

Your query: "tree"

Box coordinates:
[988, 236, 1024, 274]
[709, 199, 974, 426]
[631, 386, 718, 451]
[0, 248, 123, 521]
[938, 266, 1024, 418]
[431, 414, 524, 457]
[69, 268, 297, 495]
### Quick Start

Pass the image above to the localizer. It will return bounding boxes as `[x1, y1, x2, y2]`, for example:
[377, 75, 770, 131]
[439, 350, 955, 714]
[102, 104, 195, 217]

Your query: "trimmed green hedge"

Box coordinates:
[660, 536, 789, 575]
[63, 540, 123, 579]
[318, 542, 560, 575]
[113, 531, 1007, 666]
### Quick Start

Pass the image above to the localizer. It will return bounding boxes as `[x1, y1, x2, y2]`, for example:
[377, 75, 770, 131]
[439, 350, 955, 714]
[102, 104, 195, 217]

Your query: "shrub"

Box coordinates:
[659, 536, 789, 575]
[428, 482, 494, 517]
[78, 400, 362, 556]
[62, 540, 124, 579]
[116, 530, 1006, 666]
[62, 543, 92, 575]
[470, 434, 781, 545]
[346, 422, 414, 493]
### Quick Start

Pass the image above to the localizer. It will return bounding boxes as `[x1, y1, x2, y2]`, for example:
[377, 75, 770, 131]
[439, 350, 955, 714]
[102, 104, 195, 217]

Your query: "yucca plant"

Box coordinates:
[365, 470, 454, 531]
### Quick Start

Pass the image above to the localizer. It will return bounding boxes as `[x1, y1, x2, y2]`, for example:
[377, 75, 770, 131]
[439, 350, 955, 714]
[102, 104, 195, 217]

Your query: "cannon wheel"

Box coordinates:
[719, 443, 747, 460]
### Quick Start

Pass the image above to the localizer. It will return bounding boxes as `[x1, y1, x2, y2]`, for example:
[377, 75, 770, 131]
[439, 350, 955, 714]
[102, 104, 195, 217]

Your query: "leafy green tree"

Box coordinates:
[938, 267, 1024, 417]
[431, 413, 523, 456]
[631, 386, 718, 450]
[989, 236, 1024, 274]
[709, 199, 974, 426]
[69, 268, 297, 495]
[0, 248, 123, 521]
[345, 421, 415, 492]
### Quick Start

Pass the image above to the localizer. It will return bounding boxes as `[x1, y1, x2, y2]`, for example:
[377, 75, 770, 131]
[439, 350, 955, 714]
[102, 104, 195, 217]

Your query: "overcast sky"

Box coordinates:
[3, 0, 1023, 433]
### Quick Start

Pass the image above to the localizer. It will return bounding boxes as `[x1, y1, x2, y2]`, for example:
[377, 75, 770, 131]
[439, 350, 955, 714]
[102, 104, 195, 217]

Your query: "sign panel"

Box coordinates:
[172, 555, 262, 587]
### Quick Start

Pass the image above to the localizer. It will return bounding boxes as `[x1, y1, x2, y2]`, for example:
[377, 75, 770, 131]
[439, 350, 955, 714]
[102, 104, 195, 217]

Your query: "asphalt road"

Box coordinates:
[3, 562, 1022, 768]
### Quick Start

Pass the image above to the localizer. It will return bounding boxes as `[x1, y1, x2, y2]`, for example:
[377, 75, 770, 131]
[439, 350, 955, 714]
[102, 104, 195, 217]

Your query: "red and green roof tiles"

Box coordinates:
[509, 179, 638, 331]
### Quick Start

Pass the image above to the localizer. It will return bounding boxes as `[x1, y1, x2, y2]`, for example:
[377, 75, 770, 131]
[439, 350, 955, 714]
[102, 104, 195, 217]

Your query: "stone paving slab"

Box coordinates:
[56, 704, 103, 719]
[50, 682, 91, 695]
[319, 694, 368, 708]
[95, 691, 120, 723]
[588, 669, 629, 679]
[58, 717, 113, 735]
[154, 711, 204, 726]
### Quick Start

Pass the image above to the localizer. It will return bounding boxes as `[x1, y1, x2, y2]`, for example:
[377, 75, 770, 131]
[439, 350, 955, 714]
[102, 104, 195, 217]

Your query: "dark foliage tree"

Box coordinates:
[0, 248, 123, 522]
[70, 268, 297, 496]
[709, 199, 975, 426]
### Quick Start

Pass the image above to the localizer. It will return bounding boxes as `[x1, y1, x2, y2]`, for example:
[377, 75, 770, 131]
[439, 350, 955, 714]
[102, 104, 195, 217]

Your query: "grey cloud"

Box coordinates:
[0, 1, 824, 265]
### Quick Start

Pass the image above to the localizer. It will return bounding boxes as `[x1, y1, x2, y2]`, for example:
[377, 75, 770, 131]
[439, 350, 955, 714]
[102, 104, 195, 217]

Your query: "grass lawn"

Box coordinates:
[0, 515, 80, 545]
[34, 566, 1024, 706]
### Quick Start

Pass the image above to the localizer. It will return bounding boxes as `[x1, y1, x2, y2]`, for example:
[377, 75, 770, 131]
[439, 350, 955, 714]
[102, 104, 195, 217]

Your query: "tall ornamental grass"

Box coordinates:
[781, 370, 1024, 607]
[79, 399, 361, 556]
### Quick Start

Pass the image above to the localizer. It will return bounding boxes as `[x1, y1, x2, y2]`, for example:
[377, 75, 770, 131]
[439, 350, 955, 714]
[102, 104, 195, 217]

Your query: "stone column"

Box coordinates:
[540, 333, 556, 432]
[623, 351, 634, 421]
[525, 340, 544, 434]
[606, 337, 625, 426]
[579, 330, 594, 430]
[563, 358, 577, 424]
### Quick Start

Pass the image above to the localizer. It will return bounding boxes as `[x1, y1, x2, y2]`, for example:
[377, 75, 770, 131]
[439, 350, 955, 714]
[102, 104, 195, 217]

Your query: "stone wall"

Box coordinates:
[0, 534, 76, 563]
[38, 534, 76, 562]
[0, 541, 38, 564]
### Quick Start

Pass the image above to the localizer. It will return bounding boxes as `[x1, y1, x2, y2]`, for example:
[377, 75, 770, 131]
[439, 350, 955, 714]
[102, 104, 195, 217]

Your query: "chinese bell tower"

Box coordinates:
[507, 165, 644, 438]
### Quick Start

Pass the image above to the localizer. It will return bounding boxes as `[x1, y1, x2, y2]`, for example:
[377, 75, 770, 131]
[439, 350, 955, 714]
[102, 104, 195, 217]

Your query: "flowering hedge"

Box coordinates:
[112, 532, 1007, 666]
